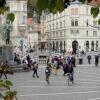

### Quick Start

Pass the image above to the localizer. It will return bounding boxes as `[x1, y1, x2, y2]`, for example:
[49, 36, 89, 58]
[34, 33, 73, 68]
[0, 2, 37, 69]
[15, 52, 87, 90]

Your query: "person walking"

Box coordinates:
[71, 56, 76, 67]
[67, 63, 74, 85]
[32, 62, 39, 78]
[26, 55, 31, 69]
[95, 55, 99, 67]
[87, 55, 91, 64]
[0, 62, 7, 79]
[45, 65, 51, 85]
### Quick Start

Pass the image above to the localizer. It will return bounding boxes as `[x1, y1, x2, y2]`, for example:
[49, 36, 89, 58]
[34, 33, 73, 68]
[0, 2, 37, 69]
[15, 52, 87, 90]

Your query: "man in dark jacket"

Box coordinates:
[67, 64, 74, 84]
[95, 55, 99, 67]
[87, 55, 91, 64]
[32, 62, 39, 78]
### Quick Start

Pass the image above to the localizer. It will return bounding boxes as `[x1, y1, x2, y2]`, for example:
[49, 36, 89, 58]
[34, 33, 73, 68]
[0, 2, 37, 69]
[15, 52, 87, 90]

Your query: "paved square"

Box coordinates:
[3, 63, 100, 100]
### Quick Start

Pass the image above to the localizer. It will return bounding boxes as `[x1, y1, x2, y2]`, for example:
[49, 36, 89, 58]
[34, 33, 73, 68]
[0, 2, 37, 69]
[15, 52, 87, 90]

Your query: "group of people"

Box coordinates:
[45, 55, 76, 85]
[87, 54, 99, 66]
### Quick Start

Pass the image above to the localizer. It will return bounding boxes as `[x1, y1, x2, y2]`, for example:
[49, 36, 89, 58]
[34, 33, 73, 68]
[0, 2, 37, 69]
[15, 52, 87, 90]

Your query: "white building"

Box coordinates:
[6, 0, 28, 56]
[45, 0, 100, 54]
[27, 18, 40, 49]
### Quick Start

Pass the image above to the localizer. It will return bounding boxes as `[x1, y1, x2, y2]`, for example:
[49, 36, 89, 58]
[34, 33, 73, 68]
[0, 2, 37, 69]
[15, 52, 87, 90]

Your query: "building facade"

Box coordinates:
[45, 0, 100, 54]
[40, 12, 47, 50]
[27, 17, 40, 50]
[6, 0, 28, 56]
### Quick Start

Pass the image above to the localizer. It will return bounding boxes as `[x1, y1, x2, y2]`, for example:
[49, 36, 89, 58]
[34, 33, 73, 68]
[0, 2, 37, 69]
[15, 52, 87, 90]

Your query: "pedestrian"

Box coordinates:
[32, 62, 39, 78]
[45, 65, 51, 85]
[87, 55, 91, 64]
[71, 56, 76, 67]
[63, 63, 68, 76]
[0, 62, 7, 79]
[95, 55, 99, 67]
[53, 59, 58, 75]
[26, 55, 31, 69]
[67, 63, 74, 85]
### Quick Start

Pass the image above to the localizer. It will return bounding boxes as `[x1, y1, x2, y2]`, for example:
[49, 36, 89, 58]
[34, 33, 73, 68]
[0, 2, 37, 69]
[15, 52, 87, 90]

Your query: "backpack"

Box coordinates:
[68, 64, 73, 73]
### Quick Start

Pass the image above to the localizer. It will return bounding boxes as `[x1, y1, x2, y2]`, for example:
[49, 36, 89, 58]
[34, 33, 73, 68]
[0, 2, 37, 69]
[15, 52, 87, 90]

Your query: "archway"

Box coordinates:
[91, 41, 94, 51]
[86, 41, 89, 51]
[72, 40, 78, 54]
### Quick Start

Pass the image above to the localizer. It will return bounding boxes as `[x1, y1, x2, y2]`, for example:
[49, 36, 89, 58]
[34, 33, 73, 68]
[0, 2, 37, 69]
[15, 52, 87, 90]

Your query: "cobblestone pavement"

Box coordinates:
[1, 62, 100, 100]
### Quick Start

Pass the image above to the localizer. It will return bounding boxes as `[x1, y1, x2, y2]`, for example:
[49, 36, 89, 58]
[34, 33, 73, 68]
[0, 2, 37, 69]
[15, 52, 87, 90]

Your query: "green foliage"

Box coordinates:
[98, 19, 100, 25]
[91, 7, 99, 18]
[0, 7, 8, 14]
[36, 0, 65, 14]
[5, 80, 13, 86]
[6, 13, 15, 23]
[0, 79, 17, 100]
[48, 0, 58, 14]
[56, 0, 64, 13]
[36, 0, 49, 14]
[79, 0, 86, 4]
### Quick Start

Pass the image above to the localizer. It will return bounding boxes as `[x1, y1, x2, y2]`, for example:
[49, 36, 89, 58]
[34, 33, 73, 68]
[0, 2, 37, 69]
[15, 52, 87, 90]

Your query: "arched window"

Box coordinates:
[56, 41, 58, 51]
[56, 22, 58, 28]
[96, 41, 98, 50]
[52, 41, 55, 51]
[91, 41, 94, 51]
[71, 8, 74, 15]
[75, 8, 78, 14]
[86, 41, 89, 51]
[75, 19, 78, 26]
[71, 19, 74, 26]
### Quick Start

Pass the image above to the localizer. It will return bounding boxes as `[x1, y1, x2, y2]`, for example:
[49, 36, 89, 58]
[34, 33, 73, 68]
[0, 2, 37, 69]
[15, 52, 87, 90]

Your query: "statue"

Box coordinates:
[4, 20, 12, 44]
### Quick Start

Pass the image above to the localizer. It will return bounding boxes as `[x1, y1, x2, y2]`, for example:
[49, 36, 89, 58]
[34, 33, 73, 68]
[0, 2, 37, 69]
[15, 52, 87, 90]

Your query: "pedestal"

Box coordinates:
[0, 45, 14, 62]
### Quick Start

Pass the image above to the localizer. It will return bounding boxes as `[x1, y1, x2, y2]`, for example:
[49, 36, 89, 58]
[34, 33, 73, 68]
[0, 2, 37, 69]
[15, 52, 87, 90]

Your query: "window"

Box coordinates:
[93, 31, 97, 36]
[22, 16, 26, 24]
[53, 23, 54, 29]
[49, 24, 51, 30]
[75, 8, 78, 14]
[96, 41, 98, 50]
[53, 32, 55, 37]
[86, 19, 88, 27]
[23, 3, 27, 11]
[86, 30, 88, 36]
[91, 41, 94, 51]
[64, 31, 66, 36]
[56, 22, 58, 28]
[60, 32, 62, 36]
[50, 15, 51, 20]
[64, 20, 65, 27]
[71, 8, 74, 15]
[93, 20, 97, 27]
[75, 19, 78, 26]
[71, 30, 79, 35]
[71, 19, 74, 26]
[60, 22, 62, 28]
[56, 32, 58, 37]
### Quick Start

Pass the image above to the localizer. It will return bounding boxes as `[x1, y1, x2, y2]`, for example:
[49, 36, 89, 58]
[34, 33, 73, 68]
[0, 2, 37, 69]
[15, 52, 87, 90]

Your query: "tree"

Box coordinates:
[0, 1, 17, 100]
[27, 0, 98, 14]
[0, 80, 17, 100]
[27, 0, 100, 24]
